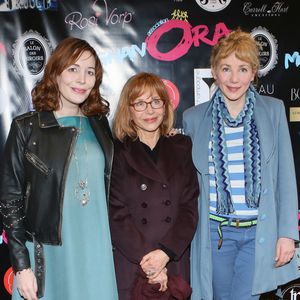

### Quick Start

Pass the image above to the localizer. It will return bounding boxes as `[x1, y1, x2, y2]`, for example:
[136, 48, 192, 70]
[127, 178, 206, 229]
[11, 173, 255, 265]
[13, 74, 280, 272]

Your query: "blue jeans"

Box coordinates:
[210, 219, 259, 300]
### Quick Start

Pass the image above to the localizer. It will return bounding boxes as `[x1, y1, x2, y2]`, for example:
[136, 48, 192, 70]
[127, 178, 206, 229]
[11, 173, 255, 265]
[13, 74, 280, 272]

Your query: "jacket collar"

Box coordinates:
[192, 90, 275, 174]
[122, 136, 183, 182]
[38, 111, 60, 128]
[37, 110, 113, 173]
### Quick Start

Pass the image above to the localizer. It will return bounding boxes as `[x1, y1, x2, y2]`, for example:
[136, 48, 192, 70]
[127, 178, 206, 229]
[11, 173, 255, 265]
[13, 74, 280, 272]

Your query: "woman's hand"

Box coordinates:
[275, 237, 295, 267]
[148, 268, 168, 292]
[16, 268, 38, 300]
[140, 249, 170, 279]
[167, 128, 179, 136]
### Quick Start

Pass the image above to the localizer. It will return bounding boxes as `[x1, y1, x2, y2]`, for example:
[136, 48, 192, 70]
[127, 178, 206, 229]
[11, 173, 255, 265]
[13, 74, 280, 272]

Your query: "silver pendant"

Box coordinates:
[80, 193, 89, 206]
[81, 198, 89, 206]
[79, 180, 87, 189]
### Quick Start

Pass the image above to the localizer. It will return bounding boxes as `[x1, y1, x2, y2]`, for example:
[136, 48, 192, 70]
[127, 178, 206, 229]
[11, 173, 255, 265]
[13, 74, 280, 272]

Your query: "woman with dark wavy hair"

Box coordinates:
[0, 37, 118, 299]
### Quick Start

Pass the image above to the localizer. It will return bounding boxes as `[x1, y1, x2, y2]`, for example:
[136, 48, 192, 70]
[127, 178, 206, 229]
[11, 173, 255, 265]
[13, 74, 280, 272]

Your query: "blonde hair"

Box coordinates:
[113, 72, 174, 141]
[210, 29, 260, 77]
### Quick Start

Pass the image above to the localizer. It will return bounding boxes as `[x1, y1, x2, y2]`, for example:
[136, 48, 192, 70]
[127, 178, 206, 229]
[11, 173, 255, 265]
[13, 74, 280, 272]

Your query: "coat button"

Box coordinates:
[165, 216, 172, 223]
[141, 218, 147, 224]
[140, 184, 147, 191]
[260, 213, 267, 220]
[165, 200, 171, 206]
[258, 237, 265, 244]
[141, 202, 148, 208]
[162, 184, 167, 189]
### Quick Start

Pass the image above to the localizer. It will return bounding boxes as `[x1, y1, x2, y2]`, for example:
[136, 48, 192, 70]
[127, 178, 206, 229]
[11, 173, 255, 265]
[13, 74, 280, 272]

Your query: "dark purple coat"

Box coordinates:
[109, 134, 199, 300]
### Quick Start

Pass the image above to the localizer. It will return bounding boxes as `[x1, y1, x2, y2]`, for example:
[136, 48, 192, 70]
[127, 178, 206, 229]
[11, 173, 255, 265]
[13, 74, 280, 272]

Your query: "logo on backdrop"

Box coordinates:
[193, 68, 216, 105]
[257, 84, 275, 96]
[146, 20, 230, 61]
[171, 9, 188, 21]
[0, 42, 7, 56]
[290, 108, 300, 123]
[162, 79, 180, 109]
[0, 0, 57, 11]
[13, 30, 52, 79]
[195, 0, 231, 12]
[284, 52, 300, 69]
[243, 1, 289, 17]
[291, 88, 300, 102]
[282, 283, 300, 300]
[0, 230, 8, 245]
[251, 27, 278, 77]
[65, 0, 134, 31]
[3, 267, 13, 295]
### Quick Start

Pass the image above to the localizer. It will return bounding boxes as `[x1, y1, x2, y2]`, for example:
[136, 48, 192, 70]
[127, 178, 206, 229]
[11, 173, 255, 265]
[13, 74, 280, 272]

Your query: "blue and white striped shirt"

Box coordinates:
[209, 125, 258, 219]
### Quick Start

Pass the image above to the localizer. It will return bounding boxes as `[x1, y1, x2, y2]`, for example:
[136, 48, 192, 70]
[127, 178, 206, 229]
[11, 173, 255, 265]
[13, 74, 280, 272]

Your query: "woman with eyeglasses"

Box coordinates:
[109, 72, 199, 300]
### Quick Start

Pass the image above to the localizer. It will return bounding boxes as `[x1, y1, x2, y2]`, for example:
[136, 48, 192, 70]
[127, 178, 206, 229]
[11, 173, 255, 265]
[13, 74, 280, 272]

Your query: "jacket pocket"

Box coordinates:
[24, 150, 51, 176]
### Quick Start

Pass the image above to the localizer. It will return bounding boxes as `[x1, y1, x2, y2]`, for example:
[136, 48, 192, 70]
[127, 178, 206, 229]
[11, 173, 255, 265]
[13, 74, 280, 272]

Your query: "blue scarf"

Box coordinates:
[211, 87, 261, 214]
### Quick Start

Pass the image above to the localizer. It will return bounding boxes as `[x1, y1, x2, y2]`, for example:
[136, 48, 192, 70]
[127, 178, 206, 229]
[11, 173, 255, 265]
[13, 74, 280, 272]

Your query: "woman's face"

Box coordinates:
[213, 52, 256, 105]
[57, 51, 96, 110]
[129, 89, 165, 137]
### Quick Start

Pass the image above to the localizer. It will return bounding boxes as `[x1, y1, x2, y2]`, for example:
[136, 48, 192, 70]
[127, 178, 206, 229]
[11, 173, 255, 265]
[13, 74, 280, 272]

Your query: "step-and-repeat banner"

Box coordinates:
[0, 0, 299, 299]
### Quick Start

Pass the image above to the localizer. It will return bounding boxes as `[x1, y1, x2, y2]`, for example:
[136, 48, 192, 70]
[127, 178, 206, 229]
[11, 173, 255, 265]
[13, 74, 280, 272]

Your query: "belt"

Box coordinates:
[209, 213, 257, 250]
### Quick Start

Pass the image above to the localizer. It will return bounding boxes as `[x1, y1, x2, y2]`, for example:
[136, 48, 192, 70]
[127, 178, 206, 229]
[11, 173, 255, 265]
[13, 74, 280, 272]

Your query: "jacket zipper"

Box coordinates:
[57, 128, 78, 245]
[24, 151, 51, 175]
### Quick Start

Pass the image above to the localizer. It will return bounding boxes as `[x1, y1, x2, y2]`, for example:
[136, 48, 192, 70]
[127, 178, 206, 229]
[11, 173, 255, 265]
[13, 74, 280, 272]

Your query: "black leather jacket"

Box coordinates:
[0, 111, 113, 274]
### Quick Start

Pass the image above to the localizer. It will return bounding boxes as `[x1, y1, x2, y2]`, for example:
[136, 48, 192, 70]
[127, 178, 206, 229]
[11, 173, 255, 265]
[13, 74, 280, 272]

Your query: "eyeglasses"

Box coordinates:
[130, 98, 164, 112]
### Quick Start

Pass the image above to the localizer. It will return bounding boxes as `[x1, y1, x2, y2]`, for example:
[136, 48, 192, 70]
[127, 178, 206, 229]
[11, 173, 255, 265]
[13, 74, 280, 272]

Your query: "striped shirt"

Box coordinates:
[209, 125, 258, 219]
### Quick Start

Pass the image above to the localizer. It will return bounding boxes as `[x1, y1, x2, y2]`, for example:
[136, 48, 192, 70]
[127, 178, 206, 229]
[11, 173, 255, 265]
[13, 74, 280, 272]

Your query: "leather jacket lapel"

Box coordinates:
[88, 115, 114, 200]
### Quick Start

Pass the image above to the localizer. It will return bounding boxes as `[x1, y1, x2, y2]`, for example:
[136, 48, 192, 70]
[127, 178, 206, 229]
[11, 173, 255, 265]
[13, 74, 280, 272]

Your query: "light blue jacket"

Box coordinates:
[183, 90, 299, 300]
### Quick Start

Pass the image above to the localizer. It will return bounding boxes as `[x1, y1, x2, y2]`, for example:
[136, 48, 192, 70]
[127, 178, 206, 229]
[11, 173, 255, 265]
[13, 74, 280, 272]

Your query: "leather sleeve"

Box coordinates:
[0, 119, 31, 272]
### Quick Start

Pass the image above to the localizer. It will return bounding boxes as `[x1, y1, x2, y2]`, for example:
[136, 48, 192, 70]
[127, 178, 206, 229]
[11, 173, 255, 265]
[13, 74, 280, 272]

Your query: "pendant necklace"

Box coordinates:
[73, 117, 90, 206]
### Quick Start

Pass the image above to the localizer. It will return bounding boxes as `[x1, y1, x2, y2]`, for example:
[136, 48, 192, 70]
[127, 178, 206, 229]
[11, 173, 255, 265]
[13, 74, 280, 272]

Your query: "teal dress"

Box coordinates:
[12, 116, 118, 299]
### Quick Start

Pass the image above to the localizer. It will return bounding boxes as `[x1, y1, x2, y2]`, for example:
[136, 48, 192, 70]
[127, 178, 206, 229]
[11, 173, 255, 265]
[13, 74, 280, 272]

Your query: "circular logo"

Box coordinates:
[282, 284, 300, 299]
[13, 30, 52, 79]
[162, 79, 180, 109]
[251, 27, 278, 77]
[195, 0, 231, 12]
[3, 267, 14, 295]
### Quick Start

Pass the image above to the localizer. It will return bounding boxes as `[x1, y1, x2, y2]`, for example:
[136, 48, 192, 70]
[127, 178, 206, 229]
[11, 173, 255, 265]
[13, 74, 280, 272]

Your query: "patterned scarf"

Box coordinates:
[211, 87, 261, 214]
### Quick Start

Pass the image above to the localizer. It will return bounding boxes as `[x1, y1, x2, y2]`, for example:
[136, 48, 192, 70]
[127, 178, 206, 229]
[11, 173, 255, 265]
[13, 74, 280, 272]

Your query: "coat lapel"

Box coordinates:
[122, 137, 184, 183]
[191, 103, 212, 175]
[157, 137, 186, 180]
[253, 92, 275, 166]
[123, 138, 165, 182]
